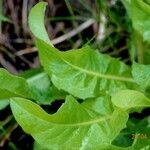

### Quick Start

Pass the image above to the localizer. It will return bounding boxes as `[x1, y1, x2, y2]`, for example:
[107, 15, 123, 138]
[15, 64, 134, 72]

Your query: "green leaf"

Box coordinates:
[10, 96, 128, 150]
[0, 100, 9, 110]
[0, 0, 11, 23]
[34, 142, 48, 150]
[113, 117, 150, 149]
[145, 0, 150, 5]
[36, 39, 137, 99]
[127, 118, 150, 150]
[121, 0, 131, 17]
[20, 68, 66, 104]
[0, 68, 32, 99]
[82, 96, 113, 116]
[26, 72, 66, 104]
[29, 2, 52, 45]
[131, 0, 150, 42]
[27, 72, 52, 104]
[111, 90, 150, 111]
[29, 2, 138, 99]
[132, 139, 150, 150]
[121, 0, 150, 64]
[122, 0, 150, 42]
[0, 14, 11, 22]
[19, 68, 43, 79]
[132, 62, 150, 90]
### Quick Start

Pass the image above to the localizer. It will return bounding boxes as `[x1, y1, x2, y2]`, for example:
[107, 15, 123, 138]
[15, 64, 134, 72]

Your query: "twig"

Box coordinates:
[16, 47, 37, 56]
[0, 53, 18, 74]
[0, 36, 36, 68]
[51, 19, 95, 45]
[7, 0, 19, 34]
[22, 0, 29, 35]
[0, 123, 18, 147]
[97, 13, 106, 42]
[0, 0, 3, 35]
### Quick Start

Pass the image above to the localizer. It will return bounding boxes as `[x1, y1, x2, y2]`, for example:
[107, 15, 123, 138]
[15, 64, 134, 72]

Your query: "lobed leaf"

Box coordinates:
[10, 96, 128, 150]
[26, 72, 66, 104]
[23, 2, 150, 149]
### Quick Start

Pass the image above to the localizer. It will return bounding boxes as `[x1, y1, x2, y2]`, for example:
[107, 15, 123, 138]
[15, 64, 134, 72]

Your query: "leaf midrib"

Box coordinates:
[61, 57, 135, 83]
[33, 114, 111, 127]
[62, 115, 111, 127]
[15, 100, 111, 127]
[0, 87, 29, 98]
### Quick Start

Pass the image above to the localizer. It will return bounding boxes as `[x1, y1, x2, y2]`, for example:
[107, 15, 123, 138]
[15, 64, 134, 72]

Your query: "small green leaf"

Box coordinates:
[0, 100, 9, 110]
[27, 72, 66, 104]
[20, 69, 66, 104]
[113, 117, 150, 149]
[111, 90, 150, 111]
[82, 96, 113, 116]
[131, 0, 150, 42]
[132, 62, 150, 90]
[0, 68, 32, 99]
[0, 0, 11, 23]
[0, 14, 11, 22]
[10, 96, 128, 149]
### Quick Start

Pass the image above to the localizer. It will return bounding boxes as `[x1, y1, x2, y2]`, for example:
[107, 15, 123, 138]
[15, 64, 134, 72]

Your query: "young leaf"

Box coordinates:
[26, 72, 66, 104]
[82, 96, 113, 116]
[10, 96, 128, 150]
[132, 62, 150, 90]
[111, 90, 150, 111]
[29, 2, 138, 99]
[0, 100, 9, 110]
[20, 68, 66, 104]
[0, 68, 32, 99]
[36, 39, 137, 99]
